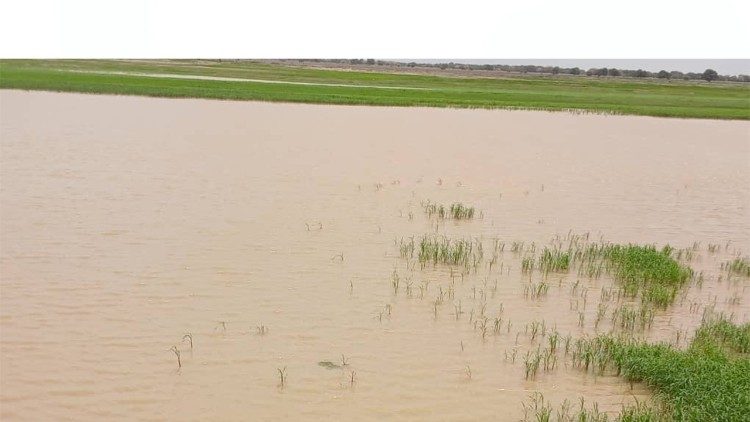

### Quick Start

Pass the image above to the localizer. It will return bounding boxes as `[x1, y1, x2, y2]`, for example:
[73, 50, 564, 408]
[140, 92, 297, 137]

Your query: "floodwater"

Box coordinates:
[1, 90, 749, 421]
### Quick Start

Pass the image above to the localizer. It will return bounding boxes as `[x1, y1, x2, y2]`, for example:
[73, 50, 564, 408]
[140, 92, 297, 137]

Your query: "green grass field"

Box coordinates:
[1, 60, 749, 119]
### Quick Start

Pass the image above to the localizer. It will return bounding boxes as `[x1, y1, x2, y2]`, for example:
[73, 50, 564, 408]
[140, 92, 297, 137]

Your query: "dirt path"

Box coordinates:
[66, 69, 433, 91]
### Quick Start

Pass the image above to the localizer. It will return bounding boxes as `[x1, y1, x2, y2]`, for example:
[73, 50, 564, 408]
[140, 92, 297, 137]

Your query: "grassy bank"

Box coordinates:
[609, 315, 749, 420]
[1, 60, 748, 119]
[525, 315, 750, 421]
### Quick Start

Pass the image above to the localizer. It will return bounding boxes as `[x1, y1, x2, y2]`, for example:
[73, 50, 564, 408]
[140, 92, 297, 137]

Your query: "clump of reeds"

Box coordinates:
[722, 257, 750, 277]
[594, 303, 608, 329]
[548, 331, 560, 353]
[516, 239, 692, 307]
[523, 394, 658, 422]
[610, 304, 654, 333]
[606, 244, 692, 306]
[699, 311, 750, 353]
[390, 269, 400, 294]
[401, 234, 483, 269]
[523, 349, 542, 379]
[523, 280, 549, 300]
[449, 203, 475, 220]
[520, 241, 691, 307]
[422, 201, 447, 219]
[521, 256, 535, 273]
[521, 392, 552, 421]
[538, 247, 571, 273]
[526, 320, 547, 342]
[421, 200, 476, 220]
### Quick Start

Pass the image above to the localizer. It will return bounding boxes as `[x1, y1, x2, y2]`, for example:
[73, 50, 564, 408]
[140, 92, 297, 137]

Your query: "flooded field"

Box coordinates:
[1, 90, 749, 421]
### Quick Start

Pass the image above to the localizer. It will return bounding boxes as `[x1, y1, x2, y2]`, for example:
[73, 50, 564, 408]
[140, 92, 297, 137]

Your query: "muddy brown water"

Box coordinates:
[1, 90, 749, 421]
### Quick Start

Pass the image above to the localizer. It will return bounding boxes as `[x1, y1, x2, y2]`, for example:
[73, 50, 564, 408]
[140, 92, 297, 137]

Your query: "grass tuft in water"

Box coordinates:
[605, 245, 692, 306]
[422, 200, 476, 220]
[723, 257, 750, 277]
[400, 235, 483, 268]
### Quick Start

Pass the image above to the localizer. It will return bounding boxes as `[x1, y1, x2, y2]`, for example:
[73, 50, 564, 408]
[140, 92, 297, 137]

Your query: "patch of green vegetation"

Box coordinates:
[522, 392, 660, 422]
[1, 60, 748, 119]
[422, 201, 476, 220]
[538, 247, 571, 273]
[723, 257, 750, 277]
[417, 236, 478, 267]
[566, 315, 750, 421]
[449, 203, 475, 220]
[696, 316, 750, 354]
[527, 242, 691, 306]
[399, 235, 482, 268]
[604, 245, 693, 307]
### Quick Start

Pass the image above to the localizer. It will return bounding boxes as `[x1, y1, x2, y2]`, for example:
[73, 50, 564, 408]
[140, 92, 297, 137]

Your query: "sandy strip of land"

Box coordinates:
[64, 69, 432, 91]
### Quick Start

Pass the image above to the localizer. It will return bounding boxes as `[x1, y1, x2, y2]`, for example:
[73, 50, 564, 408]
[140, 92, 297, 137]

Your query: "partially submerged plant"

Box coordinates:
[421, 200, 477, 220]
[523, 280, 549, 300]
[723, 257, 750, 277]
[538, 247, 571, 273]
[523, 349, 541, 379]
[277, 367, 287, 388]
[521, 392, 552, 422]
[391, 269, 400, 294]
[411, 234, 483, 269]
[169, 345, 181, 368]
[182, 333, 193, 349]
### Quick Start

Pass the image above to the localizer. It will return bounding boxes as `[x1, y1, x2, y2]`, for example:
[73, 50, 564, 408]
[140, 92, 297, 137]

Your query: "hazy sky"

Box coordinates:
[406, 60, 750, 75]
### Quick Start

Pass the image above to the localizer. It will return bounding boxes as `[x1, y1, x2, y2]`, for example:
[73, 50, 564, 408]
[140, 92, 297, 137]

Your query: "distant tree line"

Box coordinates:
[582, 67, 733, 82]
[297, 59, 749, 83]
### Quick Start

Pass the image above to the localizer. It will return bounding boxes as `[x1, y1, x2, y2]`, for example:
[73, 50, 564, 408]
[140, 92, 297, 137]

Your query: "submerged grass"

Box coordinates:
[723, 257, 750, 277]
[538, 247, 571, 273]
[400, 235, 483, 268]
[422, 201, 476, 220]
[523, 392, 659, 422]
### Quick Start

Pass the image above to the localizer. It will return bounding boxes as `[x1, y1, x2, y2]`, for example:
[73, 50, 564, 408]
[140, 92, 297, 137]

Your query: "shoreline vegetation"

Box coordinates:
[522, 313, 750, 421]
[1, 60, 749, 120]
[397, 231, 750, 420]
